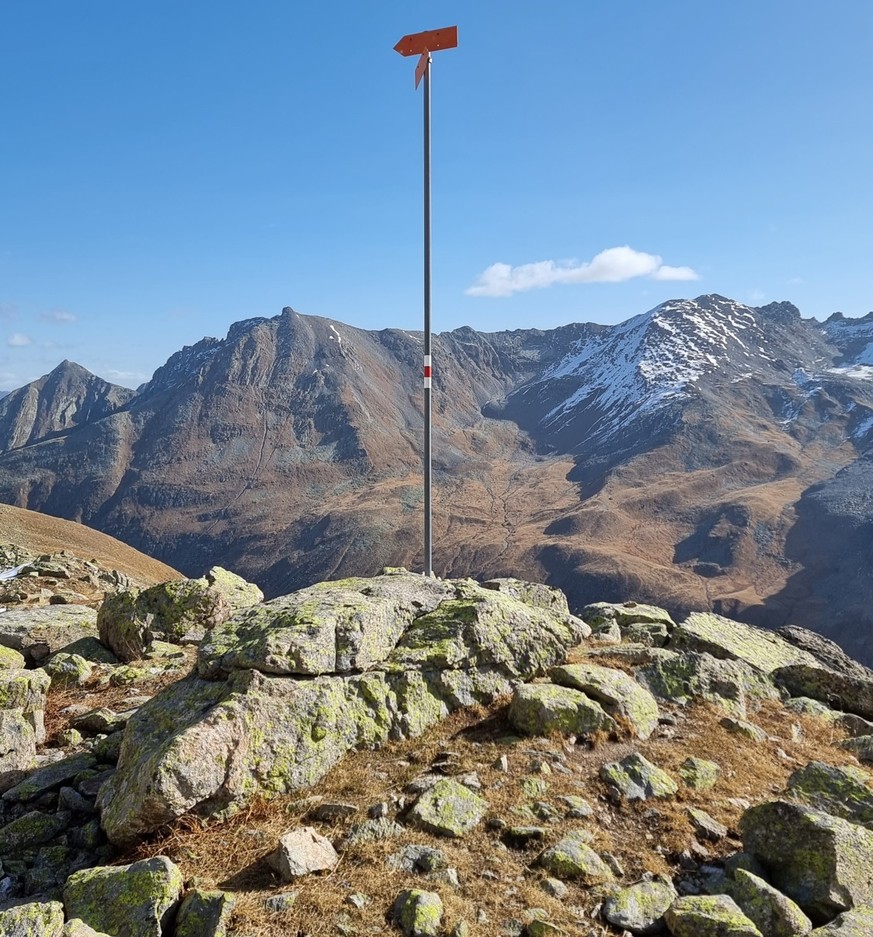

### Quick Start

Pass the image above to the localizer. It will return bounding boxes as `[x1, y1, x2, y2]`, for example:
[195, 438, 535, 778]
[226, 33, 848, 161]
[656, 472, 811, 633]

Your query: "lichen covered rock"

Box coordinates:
[679, 756, 721, 790]
[787, 762, 873, 828]
[509, 683, 616, 738]
[98, 567, 262, 661]
[741, 800, 873, 922]
[393, 889, 443, 937]
[0, 900, 65, 936]
[407, 778, 487, 838]
[550, 663, 660, 739]
[669, 612, 820, 674]
[174, 889, 235, 937]
[601, 873, 677, 934]
[665, 894, 763, 936]
[809, 908, 873, 934]
[63, 855, 183, 937]
[600, 753, 678, 802]
[636, 650, 779, 718]
[0, 605, 99, 665]
[98, 574, 587, 845]
[724, 867, 812, 937]
[537, 831, 614, 883]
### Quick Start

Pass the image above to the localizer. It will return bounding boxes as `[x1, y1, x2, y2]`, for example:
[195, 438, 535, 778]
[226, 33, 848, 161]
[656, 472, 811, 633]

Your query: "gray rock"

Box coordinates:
[63, 856, 183, 937]
[786, 762, 873, 828]
[664, 894, 763, 936]
[175, 888, 236, 937]
[678, 757, 721, 790]
[600, 753, 678, 802]
[0, 606, 98, 665]
[393, 889, 443, 937]
[602, 874, 677, 935]
[773, 665, 873, 722]
[3, 753, 96, 803]
[509, 683, 616, 738]
[267, 827, 339, 880]
[809, 908, 873, 934]
[0, 810, 70, 854]
[0, 900, 65, 936]
[42, 653, 92, 688]
[840, 736, 873, 763]
[741, 800, 873, 922]
[407, 778, 488, 838]
[99, 574, 586, 846]
[388, 845, 448, 873]
[537, 831, 614, 883]
[725, 868, 812, 937]
[687, 807, 728, 841]
[637, 650, 779, 718]
[720, 717, 768, 742]
[550, 663, 660, 740]
[341, 817, 405, 847]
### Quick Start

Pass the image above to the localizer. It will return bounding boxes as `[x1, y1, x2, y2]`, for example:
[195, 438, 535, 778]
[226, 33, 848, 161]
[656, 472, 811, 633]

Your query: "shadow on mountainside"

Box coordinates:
[759, 452, 873, 667]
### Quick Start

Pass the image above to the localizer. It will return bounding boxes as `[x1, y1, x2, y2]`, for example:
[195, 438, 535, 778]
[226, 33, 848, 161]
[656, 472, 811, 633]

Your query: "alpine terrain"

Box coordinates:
[0, 295, 870, 662]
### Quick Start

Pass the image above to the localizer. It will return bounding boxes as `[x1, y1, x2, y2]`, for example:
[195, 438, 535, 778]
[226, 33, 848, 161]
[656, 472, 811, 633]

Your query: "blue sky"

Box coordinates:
[1, 1, 871, 389]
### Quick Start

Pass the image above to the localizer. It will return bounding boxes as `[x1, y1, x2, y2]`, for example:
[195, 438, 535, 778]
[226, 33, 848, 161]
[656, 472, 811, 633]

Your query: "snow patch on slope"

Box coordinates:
[541, 296, 765, 439]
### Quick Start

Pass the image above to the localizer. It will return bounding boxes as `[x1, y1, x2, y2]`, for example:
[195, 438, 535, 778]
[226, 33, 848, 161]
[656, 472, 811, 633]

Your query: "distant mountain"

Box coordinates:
[0, 296, 871, 662]
[0, 360, 134, 451]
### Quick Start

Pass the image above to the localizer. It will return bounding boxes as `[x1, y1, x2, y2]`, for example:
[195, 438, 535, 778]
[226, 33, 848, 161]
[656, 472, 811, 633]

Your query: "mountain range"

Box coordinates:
[0, 294, 871, 662]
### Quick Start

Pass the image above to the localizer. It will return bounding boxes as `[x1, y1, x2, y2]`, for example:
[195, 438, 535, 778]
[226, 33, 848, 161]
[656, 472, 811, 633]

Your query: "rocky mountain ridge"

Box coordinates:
[0, 295, 871, 662]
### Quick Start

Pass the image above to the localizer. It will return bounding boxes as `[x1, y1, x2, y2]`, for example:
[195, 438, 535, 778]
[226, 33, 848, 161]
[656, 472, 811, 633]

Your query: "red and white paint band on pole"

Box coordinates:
[423, 355, 432, 388]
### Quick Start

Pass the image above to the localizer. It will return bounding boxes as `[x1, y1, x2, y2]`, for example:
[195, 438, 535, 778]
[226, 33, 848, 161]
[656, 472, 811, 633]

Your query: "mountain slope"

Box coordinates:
[0, 360, 134, 452]
[0, 296, 871, 661]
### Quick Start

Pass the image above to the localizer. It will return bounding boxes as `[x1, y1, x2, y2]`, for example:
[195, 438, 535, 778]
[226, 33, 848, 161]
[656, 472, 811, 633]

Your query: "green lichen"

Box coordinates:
[0, 645, 26, 670]
[63, 856, 183, 937]
[787, 761, 873, 827]
[509, 683, 616, 737]
[537, 831, 614, 883]
[407, 778, 487, 837]
[0, 900, 65, 935]
[679, 757, 722, 791]
[550, 663, 660, 739]
[664, 895, 763, 936]
[600, 753, 678, 801]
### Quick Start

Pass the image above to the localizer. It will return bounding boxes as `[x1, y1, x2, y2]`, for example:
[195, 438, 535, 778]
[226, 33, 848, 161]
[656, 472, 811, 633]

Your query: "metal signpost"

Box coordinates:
[394, 25, 458, 578]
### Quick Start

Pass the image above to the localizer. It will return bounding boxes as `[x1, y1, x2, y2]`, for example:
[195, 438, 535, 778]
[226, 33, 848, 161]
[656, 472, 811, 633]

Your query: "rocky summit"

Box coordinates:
[0, 296, 872, 664]
[1, 563, 873, 936]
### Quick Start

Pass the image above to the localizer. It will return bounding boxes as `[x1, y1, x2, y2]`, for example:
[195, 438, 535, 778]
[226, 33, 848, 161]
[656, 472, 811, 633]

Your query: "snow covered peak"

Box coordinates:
[540, 295, 768, 441]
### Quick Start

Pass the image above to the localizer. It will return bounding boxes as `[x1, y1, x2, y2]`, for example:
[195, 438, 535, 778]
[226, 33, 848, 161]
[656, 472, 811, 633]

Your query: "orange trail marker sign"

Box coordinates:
[393, 26, 458, 579]
[393, 26, 458, 57]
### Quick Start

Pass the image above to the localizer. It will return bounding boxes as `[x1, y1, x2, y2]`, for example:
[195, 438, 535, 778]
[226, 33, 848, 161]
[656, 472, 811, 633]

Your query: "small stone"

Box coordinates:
[526, 920, 568, 936]
[368, 802, 389, 819]
[267, 827, 339, 881]
[509, 683, 617, 738]
[537, 831, 614, 883]
[493, 754, 510, 772]
[346, 893, 369, 909]
[502, 826, 547, 849]
[540, 877, 568, 899]
[430, 867, 460, 887]
[313, 801, 359, 822]
[559, 795, 593, 818]
[341, 817, 405, 847]
[678, 757, 721, 791]
[263, 891, 297, 913]
[687, 807, 729, 841]
[407, 778, 488, 838]
[602, 874, 677, 935]
[720, 717, 768, 743]
[388, 845, 448, 874]
[393, 889, 443, 937]
[599, 753, 678, 802]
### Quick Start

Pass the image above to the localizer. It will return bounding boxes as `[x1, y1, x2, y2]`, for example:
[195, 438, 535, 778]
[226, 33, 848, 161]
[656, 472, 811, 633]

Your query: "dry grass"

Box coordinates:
[112, 693, 862, 937]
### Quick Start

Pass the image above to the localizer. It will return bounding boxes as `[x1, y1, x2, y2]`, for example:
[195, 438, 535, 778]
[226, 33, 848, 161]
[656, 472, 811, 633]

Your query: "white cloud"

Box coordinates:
[466, 246, 700, 298]
[7, 333, 32, 347]
[41, 309, 77, 323]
